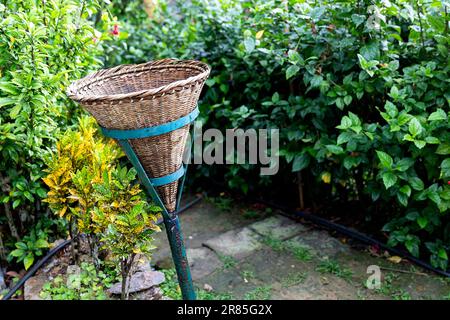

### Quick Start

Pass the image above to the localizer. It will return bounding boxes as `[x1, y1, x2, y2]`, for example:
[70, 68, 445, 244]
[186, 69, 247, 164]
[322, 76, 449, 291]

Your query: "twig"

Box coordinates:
[380, 266, 428, 276]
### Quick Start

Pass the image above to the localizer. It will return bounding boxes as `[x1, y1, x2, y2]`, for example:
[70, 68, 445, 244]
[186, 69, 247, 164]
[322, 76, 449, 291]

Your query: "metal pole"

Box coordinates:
[117, 140, 197, 300]
[163, 213, 196, 300]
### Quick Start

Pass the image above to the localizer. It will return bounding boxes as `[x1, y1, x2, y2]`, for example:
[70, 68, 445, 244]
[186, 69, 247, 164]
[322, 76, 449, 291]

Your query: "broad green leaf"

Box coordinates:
[417, 216, 428, 229]
[292, 154, 310, 172]
[428, 109, 447, 121]
[440, 158, 450, 177]
[24, 254, 34, 270]
[243, 37, 255, 53]
[438, 249, 448, 260]
[0, 82, 19, 95]
[413, 140, 426, 149]
[336, 116, 352, 130]
[408, 118, 422, 137]
[400, 185, 411, 197]
[382, 172, 397, 189]
[9, 249, 24, 257]
[436, 144, 450, 155]
[344, 95, 352, 106]
[409, 177, 424, 191]
[326, 145, 344, 155]
[35, 239, 49, 249]
[286, 65, 300, 80]
[310, 75, 323, 88]
[376, 150, 393, 168]
[0, 97, 17, 107]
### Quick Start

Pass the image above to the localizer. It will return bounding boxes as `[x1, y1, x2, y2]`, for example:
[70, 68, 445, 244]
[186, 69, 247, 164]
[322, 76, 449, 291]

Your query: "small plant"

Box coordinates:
[242, 209, 259, 219]
[159, 268, 181, 300]
[391, 289, 412, 301]
[95, 166, 161, 300]
[43, 116, 122, 264]
[197, 289, 233, 300]
[210, 196, 233, 212]
[8, 223, 49, 270]
[262, 236, 285, 252]
[241, 269, 256, 282]
[316, 259, 353, 280]
[244, 285, 272, 300]
[40, 262, 115, 300]
[289, 245, 313, 262]
[218, 254, 238, 269]
[281, 272, 307, 288]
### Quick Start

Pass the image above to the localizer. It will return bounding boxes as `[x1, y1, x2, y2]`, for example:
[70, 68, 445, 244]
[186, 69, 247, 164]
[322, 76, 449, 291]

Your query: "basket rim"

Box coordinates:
[67, 58, 210, 103]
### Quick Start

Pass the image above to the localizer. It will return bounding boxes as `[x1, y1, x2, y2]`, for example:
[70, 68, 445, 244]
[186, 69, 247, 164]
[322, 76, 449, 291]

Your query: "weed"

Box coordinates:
[218, 254, 238, 269]
[316, 259, 353, 280]
[244, 285, 272, 300]
[281, 272, 307, 288]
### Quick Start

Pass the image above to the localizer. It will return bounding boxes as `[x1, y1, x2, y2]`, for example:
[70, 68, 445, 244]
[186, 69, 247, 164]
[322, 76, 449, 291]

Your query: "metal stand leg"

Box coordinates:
[116, 139, 197, 300]
[163, 213, 196, 300]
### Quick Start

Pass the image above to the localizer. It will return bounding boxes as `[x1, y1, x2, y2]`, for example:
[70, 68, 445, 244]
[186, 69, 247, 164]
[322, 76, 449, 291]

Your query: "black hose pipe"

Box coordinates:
[258, 199, 450, 278]
[2, 239, 72, 300]
[2, 196, 202, 300]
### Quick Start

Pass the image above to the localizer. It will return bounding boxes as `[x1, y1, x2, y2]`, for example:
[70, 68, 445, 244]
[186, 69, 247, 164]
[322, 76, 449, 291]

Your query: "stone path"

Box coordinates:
[152, 197, 450, 300]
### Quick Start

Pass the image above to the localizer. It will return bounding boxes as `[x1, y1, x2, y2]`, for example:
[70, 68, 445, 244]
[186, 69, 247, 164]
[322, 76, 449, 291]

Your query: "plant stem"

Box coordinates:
[4, 203, 20, 241]
[0, 230, 6, 261]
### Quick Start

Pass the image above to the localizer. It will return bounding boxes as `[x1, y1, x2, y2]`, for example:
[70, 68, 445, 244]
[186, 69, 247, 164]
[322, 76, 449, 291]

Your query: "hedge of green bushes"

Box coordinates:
[0, 0, 114, 269]
[108, 0, 450, 270]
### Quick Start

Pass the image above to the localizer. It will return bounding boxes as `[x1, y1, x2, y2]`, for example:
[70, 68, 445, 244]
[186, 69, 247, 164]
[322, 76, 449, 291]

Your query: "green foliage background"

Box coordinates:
[0, 0, 113, 267]
[106, 0, 450, 269]
[0, 0, 448, 273]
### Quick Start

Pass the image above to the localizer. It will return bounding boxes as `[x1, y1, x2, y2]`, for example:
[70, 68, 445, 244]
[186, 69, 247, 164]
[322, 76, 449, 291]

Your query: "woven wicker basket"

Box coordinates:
[67, 59, 210, 212]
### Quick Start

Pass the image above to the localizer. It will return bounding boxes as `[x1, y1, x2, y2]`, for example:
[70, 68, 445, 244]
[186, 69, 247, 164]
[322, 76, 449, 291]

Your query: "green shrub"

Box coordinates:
[44, 117, 161, 299]
[0, 0, 113, 258]
[39, 262, 116, 300]
[109, 0, 450, 269]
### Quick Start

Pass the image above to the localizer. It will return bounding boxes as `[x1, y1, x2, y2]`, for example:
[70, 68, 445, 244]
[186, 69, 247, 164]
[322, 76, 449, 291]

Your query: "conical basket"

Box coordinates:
[67, 59, 210, 212]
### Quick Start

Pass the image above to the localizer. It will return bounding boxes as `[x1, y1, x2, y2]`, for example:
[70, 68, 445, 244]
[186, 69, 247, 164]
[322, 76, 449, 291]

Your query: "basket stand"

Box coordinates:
[100, 107, 199, 300]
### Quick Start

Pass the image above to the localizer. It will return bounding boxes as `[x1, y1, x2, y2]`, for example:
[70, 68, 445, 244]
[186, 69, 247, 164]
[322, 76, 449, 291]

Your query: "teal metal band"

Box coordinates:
[100, 107, 199, 139]
[150, 166, 185, 187]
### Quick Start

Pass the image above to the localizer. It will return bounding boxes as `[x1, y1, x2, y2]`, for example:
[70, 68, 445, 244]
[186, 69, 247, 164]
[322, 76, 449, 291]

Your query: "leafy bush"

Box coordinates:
[44, 117, 161, 299]
[40, 262, 116, 300]
[0, 0, 113, 260]
[109, 0, 450, 269]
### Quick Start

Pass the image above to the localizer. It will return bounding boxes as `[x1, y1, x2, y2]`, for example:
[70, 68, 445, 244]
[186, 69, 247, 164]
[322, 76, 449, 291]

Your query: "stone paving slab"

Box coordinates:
[187, 247, 223, 281]
[285, 230, 349, 258]
[248, 215, 307, 240]
[204, 227, 263, 260]
[151, 197, 450, 300]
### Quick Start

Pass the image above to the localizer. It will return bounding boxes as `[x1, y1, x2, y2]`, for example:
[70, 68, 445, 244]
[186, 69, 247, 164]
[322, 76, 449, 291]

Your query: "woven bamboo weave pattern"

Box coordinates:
[67, 59, 210, 212]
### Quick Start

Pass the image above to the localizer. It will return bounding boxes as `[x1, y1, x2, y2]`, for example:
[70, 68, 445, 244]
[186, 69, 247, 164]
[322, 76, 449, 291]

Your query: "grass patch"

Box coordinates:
[371, 272, 412, 300]
[289, 244, 313, 262]
[281, 272, 307, 288]
[160, 268, 234, 300]
[197, 290, 234, 300]
[244, 285, 272, 300]
[316, 259, 353, 280]
[160, 268, 182, 299]
[261, 235, 313, 262]
[262, 236, 285, 252]
[241, 269, 256, 281]
[218, 254, 238, 269]
[207, 196, 233, 211]
[242, 209, 259, 219]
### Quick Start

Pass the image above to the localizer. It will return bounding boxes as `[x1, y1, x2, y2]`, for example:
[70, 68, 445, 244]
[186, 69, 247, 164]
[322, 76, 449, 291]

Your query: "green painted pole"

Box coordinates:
[118, 140, 197, 300]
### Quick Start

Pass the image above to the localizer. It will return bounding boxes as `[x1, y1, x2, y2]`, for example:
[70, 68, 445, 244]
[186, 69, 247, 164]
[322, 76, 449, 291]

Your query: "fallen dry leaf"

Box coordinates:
[387, 256, 402, 264]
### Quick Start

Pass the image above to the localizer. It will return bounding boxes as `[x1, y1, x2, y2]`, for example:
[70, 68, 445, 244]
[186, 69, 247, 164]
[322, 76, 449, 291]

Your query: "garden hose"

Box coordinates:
[2, 238, 72, 300]
[257, 199, 450, 278]
[1, 195, 202, 300]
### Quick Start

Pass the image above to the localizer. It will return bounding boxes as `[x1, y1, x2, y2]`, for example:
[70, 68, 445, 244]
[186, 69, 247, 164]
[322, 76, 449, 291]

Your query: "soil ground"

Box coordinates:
[152, 196, 450, 300]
